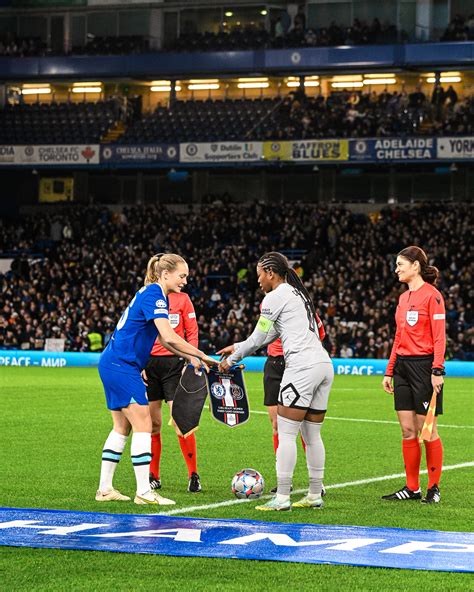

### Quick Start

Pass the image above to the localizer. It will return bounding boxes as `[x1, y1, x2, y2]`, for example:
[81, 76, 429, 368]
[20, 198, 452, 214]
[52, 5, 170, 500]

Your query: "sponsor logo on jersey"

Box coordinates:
[406, 311, 418, 326]
[433, 314, 445, 320]
[423, 401, 429, 410]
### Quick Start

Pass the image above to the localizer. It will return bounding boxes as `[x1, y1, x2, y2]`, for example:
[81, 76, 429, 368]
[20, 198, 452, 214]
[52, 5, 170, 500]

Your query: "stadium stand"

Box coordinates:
[0, 17, 400, 57]
[118, 92, 473, 144]
[0, 101, 120, 144]
[0, 36, 46, 57]
[0, 203, 471, 361]
[166, 19, 400, 52]
[72, 35, 149, 56]
[441, 13, 474, 41]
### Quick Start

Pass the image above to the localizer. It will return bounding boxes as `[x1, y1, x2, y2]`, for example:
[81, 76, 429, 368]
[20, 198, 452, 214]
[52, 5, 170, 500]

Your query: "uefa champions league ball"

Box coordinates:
[231, 468, 265, 499]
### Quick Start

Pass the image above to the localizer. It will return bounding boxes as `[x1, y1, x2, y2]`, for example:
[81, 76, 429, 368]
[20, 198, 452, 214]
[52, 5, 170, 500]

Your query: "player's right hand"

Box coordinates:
[216, 345, 235, 359]
[382, 375, 393, 394]
[198, 354, 218, 373]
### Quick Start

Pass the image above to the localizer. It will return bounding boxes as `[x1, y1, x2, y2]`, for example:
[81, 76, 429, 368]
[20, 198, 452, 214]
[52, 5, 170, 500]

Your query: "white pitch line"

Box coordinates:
[159, 461, 474, 517]
[250, 409, 474, 429]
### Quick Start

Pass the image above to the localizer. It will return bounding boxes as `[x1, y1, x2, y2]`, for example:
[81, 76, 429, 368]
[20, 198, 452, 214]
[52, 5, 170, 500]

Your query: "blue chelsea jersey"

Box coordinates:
[99, 284, 169, 374]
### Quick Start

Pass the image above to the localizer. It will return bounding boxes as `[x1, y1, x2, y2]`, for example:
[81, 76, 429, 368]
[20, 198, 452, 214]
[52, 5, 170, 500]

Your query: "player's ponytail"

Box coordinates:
[258, 251, 317, 321]
[145, 253, 187, 285]
[398, 246, 439, 285]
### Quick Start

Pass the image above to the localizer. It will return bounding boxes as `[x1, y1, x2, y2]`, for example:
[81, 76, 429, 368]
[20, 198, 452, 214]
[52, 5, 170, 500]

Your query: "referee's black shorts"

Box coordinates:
[263, 355, 285, 407]
[393, 355, 443, 416]
[145, 355, 185, 402]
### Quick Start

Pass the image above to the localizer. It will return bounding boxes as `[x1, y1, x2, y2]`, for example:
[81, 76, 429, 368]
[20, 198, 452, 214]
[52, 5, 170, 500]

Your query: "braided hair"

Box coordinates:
[258, 251, 318, 333]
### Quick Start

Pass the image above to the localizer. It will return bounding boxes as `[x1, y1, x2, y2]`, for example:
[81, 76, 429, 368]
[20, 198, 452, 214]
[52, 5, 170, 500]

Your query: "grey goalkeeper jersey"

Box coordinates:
[227, 282, 330, 370]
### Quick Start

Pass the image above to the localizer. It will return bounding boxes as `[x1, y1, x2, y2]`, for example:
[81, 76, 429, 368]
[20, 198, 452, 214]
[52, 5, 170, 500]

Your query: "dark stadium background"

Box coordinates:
[0, 0, 472, 361]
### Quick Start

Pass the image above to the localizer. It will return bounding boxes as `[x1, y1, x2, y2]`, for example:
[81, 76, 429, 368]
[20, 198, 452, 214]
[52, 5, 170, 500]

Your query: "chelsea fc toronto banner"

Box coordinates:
[0, 145, 99, 165]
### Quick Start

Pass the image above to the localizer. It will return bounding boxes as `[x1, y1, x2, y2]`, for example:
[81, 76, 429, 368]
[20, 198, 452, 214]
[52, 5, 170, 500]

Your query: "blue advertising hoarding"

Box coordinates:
[1, 351, 472, 377]
[0, 507, 472, 572]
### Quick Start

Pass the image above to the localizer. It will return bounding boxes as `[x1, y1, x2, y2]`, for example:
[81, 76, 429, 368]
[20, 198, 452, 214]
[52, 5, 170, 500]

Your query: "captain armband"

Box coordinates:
[256, 316, 274, 333]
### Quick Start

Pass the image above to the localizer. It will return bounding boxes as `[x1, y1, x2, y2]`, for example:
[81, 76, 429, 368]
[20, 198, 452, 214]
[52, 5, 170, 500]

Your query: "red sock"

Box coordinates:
[272, 433, 279, 454]
[424, 437, 443, 488]
[150, 433, 162, 479]
[402, 438, 421, 491]
[300, 434, 307, 454]
[178, 433, 197, 477]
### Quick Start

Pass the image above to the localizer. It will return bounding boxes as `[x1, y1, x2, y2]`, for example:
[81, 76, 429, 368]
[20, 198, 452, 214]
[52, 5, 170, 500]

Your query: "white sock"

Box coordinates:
[99, 430, 128, 492]
[130, 432, 151, 495]
[276, 416, 302, 499]
[131, 432, 152, 496]
[301, 420, 325, 498]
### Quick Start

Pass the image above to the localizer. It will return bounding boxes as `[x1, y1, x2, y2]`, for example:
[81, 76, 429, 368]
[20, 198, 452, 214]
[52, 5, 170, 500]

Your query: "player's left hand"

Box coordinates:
[432, 374, 444, 394]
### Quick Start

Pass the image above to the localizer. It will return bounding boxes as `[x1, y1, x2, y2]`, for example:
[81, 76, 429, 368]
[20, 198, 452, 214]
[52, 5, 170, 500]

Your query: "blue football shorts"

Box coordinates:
[98, 365, 149, 411]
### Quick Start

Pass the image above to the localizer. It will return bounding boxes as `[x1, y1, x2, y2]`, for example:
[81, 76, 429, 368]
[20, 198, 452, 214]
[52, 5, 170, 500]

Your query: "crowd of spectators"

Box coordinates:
[118, 88, 472, 145]
[0, 36, 46, 57]
[0, 203, 472, 361]
[260, 87, 472, 140]
[166, 18, 400, 52]
[441, 14, 474, 42]
[1, 12, 472, 59]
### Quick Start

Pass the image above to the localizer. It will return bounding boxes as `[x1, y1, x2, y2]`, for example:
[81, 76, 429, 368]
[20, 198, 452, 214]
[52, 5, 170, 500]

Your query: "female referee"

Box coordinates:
[382, 246, 446, 504]
[96, 253, 216, 506]
[219, 252, 333, 511]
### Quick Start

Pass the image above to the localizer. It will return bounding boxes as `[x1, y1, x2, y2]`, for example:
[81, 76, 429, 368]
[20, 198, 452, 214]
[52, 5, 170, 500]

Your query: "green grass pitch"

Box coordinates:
[0, 368, 473, 591]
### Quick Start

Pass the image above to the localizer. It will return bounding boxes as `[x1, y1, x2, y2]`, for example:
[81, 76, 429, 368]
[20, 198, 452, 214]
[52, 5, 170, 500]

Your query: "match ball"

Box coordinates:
[231, 468, 265, 499]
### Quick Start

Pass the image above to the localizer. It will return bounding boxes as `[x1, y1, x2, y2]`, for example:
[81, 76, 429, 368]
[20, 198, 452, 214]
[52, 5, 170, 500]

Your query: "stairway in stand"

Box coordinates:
[102, 121, 126, 143]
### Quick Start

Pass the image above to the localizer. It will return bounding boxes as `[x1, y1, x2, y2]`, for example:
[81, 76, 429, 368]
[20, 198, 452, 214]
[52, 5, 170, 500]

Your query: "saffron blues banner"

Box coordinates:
[0, 351, 473, 377]
[180, 142, 262, 163]
[437, 137, 474, 160]
[263, 139, 349, 162]
[349, 138, 435, 162]
[101, 144, 178, 164]
[0, 508, 472, 571]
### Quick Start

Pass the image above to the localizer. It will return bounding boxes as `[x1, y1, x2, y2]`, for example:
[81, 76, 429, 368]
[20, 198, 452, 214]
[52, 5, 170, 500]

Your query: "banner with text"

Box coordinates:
[101, 144, 178, 164]
[1, 352, 472, 377]
[0, 507, 473, 571]
[263, 139, 348, 162]
[0, 145, 99, 165]
[180, 142, 262, 163]
[437, 137, 474, 160]
[349, 138, 435, 162]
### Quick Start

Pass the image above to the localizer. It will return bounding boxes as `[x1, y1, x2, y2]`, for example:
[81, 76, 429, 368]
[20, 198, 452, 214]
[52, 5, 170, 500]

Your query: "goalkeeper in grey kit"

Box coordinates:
[218, 252, 333, 511]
